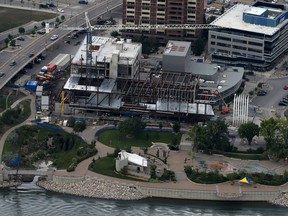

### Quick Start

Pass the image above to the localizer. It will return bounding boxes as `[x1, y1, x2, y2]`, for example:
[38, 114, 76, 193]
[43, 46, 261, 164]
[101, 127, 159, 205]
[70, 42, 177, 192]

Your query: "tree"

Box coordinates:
[118, 118, 146, 137]
[238, 122, 260, 145]
[193, 38, 205, 56]
[172, 122, 180, 133]
[260, 118, 278, 149]
[41, 21, 46, 28]
[8, 34, 13, 40]
[73, 121, 86, 132]
[55, 17, 60, 23]
[34, 25, 38, 30]
[191, 119, 230, 152]
[9, 39, 16, 47]
[18, 27, 25, 34]
[206, 15, 217, 24]
[67, 116, 75, 127]
[220, 6, 225, 14]
[111, 31, 120, 37]
[4, 38, 10, 45]
[159, 123, 163, 131]
[61, 15, 65, 21]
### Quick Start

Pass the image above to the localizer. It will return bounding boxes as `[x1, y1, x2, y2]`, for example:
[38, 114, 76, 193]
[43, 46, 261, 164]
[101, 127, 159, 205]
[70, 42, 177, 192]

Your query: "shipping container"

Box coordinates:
[25, 81, 38, 92]
[47, 64, 57, 72]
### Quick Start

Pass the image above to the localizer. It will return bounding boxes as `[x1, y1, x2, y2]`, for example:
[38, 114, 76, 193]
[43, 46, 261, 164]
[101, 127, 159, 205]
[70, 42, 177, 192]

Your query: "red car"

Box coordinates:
[284, 85, 288, 90]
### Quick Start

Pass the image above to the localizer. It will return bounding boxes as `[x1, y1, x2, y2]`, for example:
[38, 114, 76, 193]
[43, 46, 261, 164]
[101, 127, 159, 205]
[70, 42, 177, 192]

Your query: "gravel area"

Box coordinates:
[37, 177, 147, 200]
[0, 181, 21, 188]
[270, 192, 288, 208]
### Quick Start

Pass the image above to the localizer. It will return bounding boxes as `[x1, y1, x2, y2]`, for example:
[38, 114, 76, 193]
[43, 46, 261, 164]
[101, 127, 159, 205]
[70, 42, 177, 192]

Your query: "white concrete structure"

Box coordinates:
[232, 94, 249, 126]
[118, 151, 148, 167]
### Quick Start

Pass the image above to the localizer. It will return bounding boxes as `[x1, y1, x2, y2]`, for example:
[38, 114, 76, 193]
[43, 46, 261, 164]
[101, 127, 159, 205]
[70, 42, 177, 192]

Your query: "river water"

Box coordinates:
[0, 182, 287, 216]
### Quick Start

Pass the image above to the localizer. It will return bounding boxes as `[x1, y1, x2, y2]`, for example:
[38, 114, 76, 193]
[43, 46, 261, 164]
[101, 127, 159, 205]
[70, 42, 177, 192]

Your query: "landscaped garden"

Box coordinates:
[0, 99, 31, 134]
[97, 129, 181, 148]
[0, 88, 26, 113]
[184, 166, 288, 186]
[3, 125, 97, 170]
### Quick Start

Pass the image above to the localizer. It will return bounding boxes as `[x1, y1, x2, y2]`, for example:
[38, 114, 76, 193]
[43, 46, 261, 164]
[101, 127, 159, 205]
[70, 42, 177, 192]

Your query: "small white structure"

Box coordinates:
[36, 86, 43, 97]
[232, 94, 249, 126]
[41, 96, 49, 111]
[116, 151, 147, 172]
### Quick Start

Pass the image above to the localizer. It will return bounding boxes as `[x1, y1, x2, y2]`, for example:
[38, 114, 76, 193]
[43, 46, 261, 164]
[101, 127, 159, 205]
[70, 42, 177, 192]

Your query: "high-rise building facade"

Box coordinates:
[122, 0, 204, 44]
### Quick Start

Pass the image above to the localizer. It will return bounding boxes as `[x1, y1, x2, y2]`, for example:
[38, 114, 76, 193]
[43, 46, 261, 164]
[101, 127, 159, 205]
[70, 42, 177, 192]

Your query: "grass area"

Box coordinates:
[3, 125, 89, 169]
[97, 129, 181, 149]
[89, 156, 147, 181]
[0, 89, 26, 112]
[0, 7, 56, 32]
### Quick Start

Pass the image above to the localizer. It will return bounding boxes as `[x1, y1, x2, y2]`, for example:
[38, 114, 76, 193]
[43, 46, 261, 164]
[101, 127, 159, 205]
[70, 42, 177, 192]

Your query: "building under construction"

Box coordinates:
[58, 36, 243, 120]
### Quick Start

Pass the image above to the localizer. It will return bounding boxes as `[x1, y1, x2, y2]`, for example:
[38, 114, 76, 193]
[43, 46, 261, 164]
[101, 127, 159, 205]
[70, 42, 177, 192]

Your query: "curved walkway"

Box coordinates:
[0, 94, 35, 162]
[53, 125, 288, 199]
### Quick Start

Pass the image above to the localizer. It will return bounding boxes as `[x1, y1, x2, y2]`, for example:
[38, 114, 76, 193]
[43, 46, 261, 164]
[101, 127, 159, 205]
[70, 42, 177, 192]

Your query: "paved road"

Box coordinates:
[0, 0, 122, 90]
[252, 77, 288, 109]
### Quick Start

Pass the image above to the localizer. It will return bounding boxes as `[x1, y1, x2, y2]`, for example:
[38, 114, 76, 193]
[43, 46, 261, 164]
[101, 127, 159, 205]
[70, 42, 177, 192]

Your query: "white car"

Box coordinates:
[50, 35, 59, 41]
[57, 8, 64, 13]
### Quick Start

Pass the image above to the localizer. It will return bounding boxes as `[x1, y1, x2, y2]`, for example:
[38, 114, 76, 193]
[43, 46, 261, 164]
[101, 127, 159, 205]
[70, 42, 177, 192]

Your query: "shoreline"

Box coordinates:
[0, 181, 21, 188]
[36, 176, 147, 201]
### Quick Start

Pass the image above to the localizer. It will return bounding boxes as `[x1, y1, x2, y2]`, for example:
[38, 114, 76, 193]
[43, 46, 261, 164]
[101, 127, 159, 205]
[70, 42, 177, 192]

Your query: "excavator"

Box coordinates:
[212, 90, 231, 114]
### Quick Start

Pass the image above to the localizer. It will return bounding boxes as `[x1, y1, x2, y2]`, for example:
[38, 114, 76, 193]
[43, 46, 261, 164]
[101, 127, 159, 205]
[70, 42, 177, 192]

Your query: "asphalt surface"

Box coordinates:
[251, 77, 288, 109]
[0, 0, 122, 90]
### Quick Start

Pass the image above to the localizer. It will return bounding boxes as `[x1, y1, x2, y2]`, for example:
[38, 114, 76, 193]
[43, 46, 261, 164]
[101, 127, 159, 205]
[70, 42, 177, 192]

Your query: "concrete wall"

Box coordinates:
[137, 187, 279, 201]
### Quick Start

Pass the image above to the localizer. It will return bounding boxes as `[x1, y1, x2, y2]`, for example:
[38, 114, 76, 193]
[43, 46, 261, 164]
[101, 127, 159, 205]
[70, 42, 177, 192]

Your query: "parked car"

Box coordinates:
[17, 36, 25, 41]
[0, 72, 5, 78]
[50, 35, 59, 41]
[257, 90, 267, 96]
[283, 85, 288, 90]
[28, 53, 34, 58]
[57, 8, 64, 13]
[279, 100, 288, 106]
[79, 0, 88, 4]
[37, 29, 46, 35]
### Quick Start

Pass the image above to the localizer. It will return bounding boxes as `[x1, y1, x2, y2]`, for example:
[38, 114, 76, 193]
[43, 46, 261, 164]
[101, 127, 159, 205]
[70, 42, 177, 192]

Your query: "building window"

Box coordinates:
[217, 36, 231, 41]
[248, 41, 262, 46]
[233, 38, 247, 44]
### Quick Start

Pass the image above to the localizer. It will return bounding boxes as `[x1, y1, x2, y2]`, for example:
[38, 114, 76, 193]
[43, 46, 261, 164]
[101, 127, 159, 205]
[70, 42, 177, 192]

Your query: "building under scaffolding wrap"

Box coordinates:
[61, 36, 244, 119]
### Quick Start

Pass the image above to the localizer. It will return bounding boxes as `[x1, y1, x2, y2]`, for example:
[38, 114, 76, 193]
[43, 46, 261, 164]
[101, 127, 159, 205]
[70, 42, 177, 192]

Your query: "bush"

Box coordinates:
[159, 169, 176, 182]
[67, 163, 76, 172]
[184, 166, 228, 184]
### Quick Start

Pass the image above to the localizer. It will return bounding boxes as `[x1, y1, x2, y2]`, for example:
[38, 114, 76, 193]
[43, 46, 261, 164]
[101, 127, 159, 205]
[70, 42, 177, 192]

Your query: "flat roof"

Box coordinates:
[212, 4, 288, 35]
[63, 75, 116, 93]
[163, 41, 190, 57]
[245, 7, 266, 16]
[72, 36, 141, 66]
[184, 62, 244, 93]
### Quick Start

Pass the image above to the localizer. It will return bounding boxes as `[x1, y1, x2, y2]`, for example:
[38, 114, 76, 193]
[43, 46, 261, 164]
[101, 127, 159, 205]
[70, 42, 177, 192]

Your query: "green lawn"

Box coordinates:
[0, 7, 56, 32]
[97, 129, 181, 148]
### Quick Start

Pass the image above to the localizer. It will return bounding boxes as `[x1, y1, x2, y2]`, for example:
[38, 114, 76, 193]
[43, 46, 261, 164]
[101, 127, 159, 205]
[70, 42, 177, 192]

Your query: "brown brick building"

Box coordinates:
[122, 0, 204, 45]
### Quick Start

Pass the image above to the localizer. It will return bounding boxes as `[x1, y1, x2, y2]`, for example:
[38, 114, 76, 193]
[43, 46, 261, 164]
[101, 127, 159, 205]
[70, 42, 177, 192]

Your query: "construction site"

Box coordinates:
[55, 39, 213, 120]
[33, 13, 244, 121]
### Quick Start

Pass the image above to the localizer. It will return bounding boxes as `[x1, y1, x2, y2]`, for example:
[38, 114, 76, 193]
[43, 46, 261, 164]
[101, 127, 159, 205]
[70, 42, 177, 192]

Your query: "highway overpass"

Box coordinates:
[0, 0, 122, 90]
